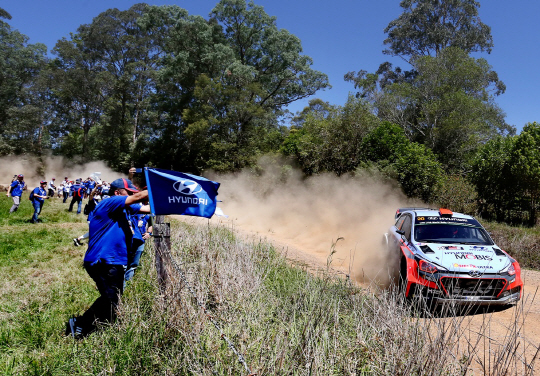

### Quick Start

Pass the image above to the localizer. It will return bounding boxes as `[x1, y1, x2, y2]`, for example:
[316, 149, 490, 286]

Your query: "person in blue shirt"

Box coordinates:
[66, 178, 150, 339]
[30, 181, 49, 223]
[86, 178, 96, 197]
[6, 174, 26, 213]
[124, 213, 153, 284]
[68, 179, 84, 214]
[73, 184, 102, 247]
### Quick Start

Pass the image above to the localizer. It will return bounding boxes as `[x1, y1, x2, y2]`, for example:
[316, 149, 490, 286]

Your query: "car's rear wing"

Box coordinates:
[395, 207, 432, 220]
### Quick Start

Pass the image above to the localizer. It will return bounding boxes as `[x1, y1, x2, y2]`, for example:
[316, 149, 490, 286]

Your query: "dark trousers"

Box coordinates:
[78, 262, 125, 336]
[63, 191, 69, 203]
[68, 196, 82, 214]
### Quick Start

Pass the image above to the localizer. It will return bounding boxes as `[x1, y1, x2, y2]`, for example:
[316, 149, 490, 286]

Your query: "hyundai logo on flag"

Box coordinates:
[173, 179, 203, 195]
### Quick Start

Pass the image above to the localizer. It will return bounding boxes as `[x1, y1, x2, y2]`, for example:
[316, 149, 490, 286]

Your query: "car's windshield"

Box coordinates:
[414, 224, 493, 245]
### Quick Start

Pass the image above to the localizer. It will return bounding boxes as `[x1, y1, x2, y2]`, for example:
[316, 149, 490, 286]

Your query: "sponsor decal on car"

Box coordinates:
[453, 263, 493, 269]
[440, 246, 465, 251]
[415, 216, 481, 226]
[470, 246, 492, 252]
[454, 253, 492, 261]
[454, 263, 477, 268]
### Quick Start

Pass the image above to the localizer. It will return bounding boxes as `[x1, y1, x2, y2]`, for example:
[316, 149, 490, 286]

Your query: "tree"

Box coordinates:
[359, 121, 444, 202]
[384, 0, 493, 61]
[51, 34, 111, 157]
[52, 4, 162, 170]
[0, 8, 48, 155]
[344, 0, 508, 172]
[140, 0, 329, 173]
[348, 47, 511, 172]
[281, 96, 379, 175]
[470, 135, 515, 221]
[509, 122, 540, 225]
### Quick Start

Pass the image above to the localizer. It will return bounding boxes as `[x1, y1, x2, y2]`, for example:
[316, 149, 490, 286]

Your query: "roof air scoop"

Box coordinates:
[439, 208, 453, 217]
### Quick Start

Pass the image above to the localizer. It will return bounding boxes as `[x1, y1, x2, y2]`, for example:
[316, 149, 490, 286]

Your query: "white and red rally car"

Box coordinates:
[385, 208, 523, 306]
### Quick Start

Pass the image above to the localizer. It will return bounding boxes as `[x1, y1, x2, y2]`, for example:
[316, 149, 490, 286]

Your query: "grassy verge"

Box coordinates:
[0, 194, 536, 375]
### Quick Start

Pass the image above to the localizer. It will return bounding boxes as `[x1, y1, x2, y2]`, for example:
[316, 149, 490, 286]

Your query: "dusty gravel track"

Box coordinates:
[201, 216, 540, 374]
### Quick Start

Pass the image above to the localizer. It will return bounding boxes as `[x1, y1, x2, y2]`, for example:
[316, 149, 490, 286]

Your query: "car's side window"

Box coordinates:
[395, 216, 406, 230]
[402, 215, 412, 241]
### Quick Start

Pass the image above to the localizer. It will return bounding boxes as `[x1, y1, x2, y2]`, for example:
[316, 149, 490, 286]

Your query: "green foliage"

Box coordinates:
[383, 0, 493, 60]
[509, 122, 540, 224]
[345, 0, 509, 174]
[281, 96, 379, 175]
[361, 121, 409, 162]
[348, 47, 511, 172]
[359, 121, 444, 202]
[393, 142, 444, 202]
[0, 15, 48, 155]
[432, 175, 478, 215]
[51, 4, 161, 170]
[470, 135, 516, 222]
[140, 0, 330, 173]
[470, 123, 540, 225]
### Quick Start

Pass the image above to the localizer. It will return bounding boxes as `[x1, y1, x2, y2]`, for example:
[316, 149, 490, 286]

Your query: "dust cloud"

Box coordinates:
[211, 160, 420, 285]
[0, 155, 125, 189]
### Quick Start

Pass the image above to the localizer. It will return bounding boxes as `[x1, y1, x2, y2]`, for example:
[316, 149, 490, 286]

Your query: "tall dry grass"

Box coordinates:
[115, 218, 538, 375]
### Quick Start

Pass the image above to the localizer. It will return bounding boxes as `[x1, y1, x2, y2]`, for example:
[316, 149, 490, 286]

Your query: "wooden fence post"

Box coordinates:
[153, 215, 171, 293]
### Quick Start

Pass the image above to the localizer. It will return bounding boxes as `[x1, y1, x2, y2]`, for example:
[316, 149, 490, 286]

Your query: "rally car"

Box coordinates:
[385, 208, 523, 306]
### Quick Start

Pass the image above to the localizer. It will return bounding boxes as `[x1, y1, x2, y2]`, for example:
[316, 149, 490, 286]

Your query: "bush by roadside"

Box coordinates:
[484, 221, 540, 270]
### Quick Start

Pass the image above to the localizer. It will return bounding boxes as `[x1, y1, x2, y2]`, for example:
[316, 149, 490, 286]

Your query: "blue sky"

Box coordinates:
[2, 0, 539, 132]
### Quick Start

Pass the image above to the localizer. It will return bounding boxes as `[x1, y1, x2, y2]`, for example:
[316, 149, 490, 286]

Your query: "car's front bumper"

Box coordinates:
[430, 291, 521, 306]
[415, 270, 522, 306]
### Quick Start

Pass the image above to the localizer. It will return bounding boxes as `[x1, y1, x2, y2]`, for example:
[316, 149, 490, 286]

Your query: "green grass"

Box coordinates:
[0, 194, 536, 375]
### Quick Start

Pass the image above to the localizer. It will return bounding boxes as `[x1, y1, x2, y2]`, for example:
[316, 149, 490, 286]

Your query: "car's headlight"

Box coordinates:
[419, 259, 439, 274]
[499, 262, 516, 276]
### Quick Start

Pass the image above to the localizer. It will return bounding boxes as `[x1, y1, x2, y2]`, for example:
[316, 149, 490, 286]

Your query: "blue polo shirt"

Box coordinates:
[84, 196, 142, 266]
[10, 180, 25, 197]
[32, 187, 47, 203]
[130, 214, 150, 242]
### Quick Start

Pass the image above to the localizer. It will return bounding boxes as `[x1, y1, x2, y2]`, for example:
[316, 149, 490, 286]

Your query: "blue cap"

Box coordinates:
[110, 178, 139, 193]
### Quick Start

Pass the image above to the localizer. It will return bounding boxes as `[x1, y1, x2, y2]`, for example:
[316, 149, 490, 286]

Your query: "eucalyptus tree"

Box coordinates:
[345, 1, 510, 171]
[141, 0, 329, 172]
[52, 3, 161, 169]
[0, 7, 48, 155]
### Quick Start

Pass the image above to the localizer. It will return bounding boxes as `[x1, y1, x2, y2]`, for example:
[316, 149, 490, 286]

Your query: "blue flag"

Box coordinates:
[144, 168, 220, 218]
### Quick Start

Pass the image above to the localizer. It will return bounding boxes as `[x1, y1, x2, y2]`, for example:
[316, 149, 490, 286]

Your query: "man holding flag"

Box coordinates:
[66, 168, 220, 339]
[66, 177, 150, 339]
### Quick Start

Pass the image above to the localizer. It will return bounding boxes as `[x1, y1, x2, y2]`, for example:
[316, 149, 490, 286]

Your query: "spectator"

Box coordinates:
[6, 174, 26, 213]
[48, 178, 56, 198]
[60, 177, 70, 203]
[66, 178, 150, 339]
[73, 184, 101, 247]
[68, 179, 84, 214]
[124, 213, 153, 284]
[30, 181, 49, 223]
